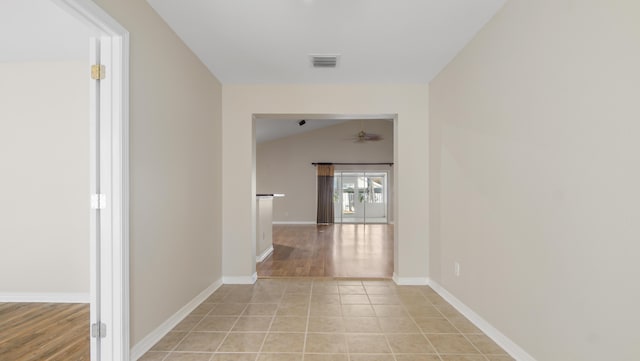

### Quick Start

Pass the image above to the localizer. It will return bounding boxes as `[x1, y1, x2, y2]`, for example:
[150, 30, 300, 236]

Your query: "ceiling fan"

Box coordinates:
[351, 120, 383, 142]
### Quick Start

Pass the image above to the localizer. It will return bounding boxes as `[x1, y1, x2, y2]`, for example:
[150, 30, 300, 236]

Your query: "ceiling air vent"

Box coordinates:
[311, 54, 339, 68]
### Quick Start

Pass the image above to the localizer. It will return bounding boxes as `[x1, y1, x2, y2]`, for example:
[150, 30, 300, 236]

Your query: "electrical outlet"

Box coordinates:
[454, 262, 460, 277]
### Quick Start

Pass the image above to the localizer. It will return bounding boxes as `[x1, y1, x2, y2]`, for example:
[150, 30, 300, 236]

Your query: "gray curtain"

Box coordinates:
[316, 164, 335, 224]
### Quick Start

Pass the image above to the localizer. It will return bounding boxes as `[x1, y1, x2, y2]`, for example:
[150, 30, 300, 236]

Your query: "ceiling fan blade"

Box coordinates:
[362, 132, 383, 141]
[346, 130, 383, 142]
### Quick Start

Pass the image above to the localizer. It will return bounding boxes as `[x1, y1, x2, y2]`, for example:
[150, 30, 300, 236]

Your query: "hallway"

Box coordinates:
[257, 224, 394, 278]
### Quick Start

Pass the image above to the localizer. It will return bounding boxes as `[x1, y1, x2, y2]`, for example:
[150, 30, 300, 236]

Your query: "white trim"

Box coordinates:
[273, 221, 316, 225]
[428, 280, 537, 361]
[53, 0, 127, 36]
[0, 293, 90, 303]
[392, 273, 430, 285]
[130, 278, 223, 361]
[223, 272, 258, 284]
[256, 246, 274, 262]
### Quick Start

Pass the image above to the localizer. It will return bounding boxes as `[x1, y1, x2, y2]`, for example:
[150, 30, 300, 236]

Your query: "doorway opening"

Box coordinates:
[255, 114, 395, 279]
[0, 1, 93, 359]
[0, 0, 129, 357]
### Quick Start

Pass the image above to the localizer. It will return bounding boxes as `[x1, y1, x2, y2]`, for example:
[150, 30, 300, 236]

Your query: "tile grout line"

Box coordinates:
[188, 290, 231, 361]
[159, 304, 212, 361]
[166, 288, 230, 361]
[200, 302, 221, 361]
[333, 280, 352, 361]
[252, 287, 282, 361]
[301, 280, 317, 361]
[365, 281, 399, 361]
[211, 297, 250, 355]
[424, 286, 491, 361]
[430, 293, 490, 361]
[414, 288, 446, 361]
[406, 287, 440, 361]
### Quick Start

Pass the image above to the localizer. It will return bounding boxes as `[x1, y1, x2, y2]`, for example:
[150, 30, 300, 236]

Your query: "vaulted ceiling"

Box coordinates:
[146, 0, 506, 84]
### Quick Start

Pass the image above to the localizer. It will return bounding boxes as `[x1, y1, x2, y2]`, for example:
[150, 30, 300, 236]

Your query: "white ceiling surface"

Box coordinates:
[146, 0, 506, 84]
[0, 0, 93, 62]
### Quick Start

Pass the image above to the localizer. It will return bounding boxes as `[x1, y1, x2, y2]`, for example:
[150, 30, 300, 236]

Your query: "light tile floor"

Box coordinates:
[140, 279, 514, 361]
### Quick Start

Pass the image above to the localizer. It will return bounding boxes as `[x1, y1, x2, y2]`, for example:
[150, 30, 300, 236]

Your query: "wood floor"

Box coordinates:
[257, 224, 394, 278]
[0, 302, 89, 361]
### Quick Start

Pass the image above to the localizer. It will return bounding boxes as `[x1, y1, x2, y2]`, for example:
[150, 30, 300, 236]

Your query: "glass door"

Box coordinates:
[333, 172, 387, 224]
[363, 173, 387, 223]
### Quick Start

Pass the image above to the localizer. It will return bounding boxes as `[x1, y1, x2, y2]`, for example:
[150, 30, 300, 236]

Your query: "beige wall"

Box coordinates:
[256, 119, 394, 223]
[93, 0, 223, 346]
[222, 84, 429, 281]
[430, 0, 640, 359]
[0, 61, 88, 295]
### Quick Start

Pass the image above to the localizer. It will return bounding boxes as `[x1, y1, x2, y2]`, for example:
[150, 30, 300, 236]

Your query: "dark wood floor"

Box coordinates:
[0, 302, 89, 361]
[257, 224, 394, 278]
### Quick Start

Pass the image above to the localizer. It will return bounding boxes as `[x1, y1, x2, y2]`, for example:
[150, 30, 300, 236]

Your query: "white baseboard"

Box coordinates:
[392, 273, 430, 286]
[428, 280, 537, 361]
[130, 278, 223, 360]
[256, 246, 274, 262]
[0, 292, 90, 303]
[272, 221, 316, 225]
[222, 272, 258, 284]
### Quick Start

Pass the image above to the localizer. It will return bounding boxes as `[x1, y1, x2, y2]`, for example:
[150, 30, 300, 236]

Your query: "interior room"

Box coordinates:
[1, 1, 639, 361]
[255, 117, 395, 278]
[0, 0, 93, 358]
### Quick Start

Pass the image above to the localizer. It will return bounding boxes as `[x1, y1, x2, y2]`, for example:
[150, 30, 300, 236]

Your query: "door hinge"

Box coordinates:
[91, 322, 107, 338]
[91, 64, 105, 80]
[90, 194, 106, 210]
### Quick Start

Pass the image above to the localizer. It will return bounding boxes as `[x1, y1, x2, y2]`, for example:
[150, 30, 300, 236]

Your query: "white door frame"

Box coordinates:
[53, 1, 129, 360]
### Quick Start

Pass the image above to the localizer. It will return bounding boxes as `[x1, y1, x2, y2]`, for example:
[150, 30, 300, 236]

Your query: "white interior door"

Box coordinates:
[55, 1, 129, 360]
[88, 37, 103, 361]
[89, 34, 120, 361]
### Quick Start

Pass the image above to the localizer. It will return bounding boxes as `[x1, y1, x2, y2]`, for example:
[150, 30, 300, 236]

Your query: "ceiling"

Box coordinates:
[146, 0, 506, 84]
[255, 115, 393, 144]
[256, 118, 349, 144]
[0, 0, 93, 62]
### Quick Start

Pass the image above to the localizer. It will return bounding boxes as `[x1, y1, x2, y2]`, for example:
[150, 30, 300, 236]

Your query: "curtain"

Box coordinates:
[316, 164, 335, 224]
